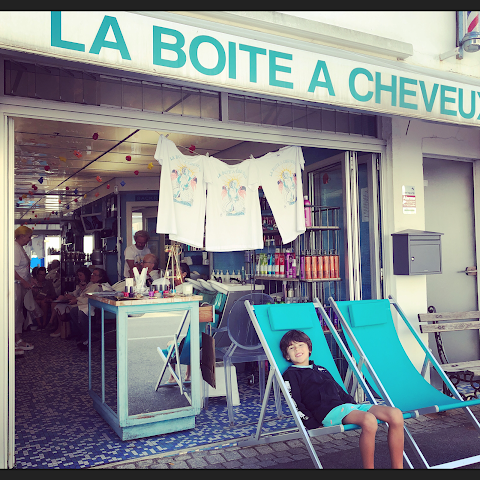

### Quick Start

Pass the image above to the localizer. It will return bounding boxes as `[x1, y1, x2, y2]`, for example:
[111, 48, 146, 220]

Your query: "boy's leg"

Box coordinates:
[368, 405, 404, 469]
[342, 409, 378, 469]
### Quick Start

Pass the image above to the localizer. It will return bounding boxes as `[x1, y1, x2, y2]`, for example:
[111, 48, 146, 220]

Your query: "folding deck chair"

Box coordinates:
[243, 299, 416, 469]
[155, 310, 191, 400]
[329, 295, 480, 469]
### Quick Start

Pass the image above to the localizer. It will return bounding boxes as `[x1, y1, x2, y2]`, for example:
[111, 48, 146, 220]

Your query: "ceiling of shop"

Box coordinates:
[14, 117, 266, 224]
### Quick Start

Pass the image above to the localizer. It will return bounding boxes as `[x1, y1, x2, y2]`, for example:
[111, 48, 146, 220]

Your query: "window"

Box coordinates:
[4, 59, 221, 121]
[226, 94, 377, 137]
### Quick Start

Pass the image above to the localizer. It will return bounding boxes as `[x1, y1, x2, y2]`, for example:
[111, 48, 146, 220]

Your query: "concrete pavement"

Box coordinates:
[92, 404, 480, 469]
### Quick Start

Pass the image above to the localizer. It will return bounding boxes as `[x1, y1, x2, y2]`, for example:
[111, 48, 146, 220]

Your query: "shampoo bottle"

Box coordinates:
[304, 196, 312, 227]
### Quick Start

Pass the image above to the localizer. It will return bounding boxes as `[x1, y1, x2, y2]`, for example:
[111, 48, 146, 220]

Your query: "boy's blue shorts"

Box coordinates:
[322, 403, 373, 426]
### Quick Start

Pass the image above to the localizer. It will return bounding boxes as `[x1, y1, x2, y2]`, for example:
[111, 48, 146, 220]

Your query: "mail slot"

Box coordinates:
[392, 229, 443, 275]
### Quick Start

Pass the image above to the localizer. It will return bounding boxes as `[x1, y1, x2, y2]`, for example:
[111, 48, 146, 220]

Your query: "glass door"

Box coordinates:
[355, 153, 382, 300]
[306, 150, 382, 301]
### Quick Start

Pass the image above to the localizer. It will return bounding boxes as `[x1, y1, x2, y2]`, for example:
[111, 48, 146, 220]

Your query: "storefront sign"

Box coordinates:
[2, 11, 480, 127]
[402, 185, 416, 214]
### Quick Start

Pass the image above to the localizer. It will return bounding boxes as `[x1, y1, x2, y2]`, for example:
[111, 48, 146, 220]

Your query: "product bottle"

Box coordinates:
[269, 253, 275, 276]
[291, 252, 297, 279]
[328, 251, 335, 279]
[322, 251, 330, 279]
[284, 249, 291, 278]
[241, 266, 246, 281]
[334, 251, 340, 279]
[304, 196, 312, 227]
[311, 249, 318, 279]
[275, 249, 280, 277]
[279, 250, 285, 278]
[317, 251, 323, 279]
[300, 251, 305, 280]
[305, 250, 312, 280]
[225, 270, 230, 283]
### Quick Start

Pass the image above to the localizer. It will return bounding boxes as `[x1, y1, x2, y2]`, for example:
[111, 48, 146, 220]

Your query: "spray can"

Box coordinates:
[311, 249, 318, 279]
[334, 251, 340, 279]
[304, 196, 312, 227]
[275, 249, 280, 277]
[329, 250, 336, 279]
[305, 250, 312, 280]
[322, 250, 330, 279]
[317, 250, 323, 279]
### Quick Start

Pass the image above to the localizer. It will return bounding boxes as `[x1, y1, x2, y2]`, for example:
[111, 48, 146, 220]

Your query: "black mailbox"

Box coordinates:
[391, 229, 443, 275]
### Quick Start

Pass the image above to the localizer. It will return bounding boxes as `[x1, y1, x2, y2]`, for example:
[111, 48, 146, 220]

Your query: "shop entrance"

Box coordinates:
[424, 157, 479, 364]
[8, 110, 385, 467]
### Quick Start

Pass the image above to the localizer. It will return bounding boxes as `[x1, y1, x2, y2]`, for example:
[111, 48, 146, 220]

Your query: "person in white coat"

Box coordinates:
[123, 230, 151, 278]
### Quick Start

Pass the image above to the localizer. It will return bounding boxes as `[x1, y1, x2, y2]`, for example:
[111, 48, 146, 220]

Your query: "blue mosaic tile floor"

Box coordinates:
[14, 329, 479, 469]
[14, 329, 295, 469]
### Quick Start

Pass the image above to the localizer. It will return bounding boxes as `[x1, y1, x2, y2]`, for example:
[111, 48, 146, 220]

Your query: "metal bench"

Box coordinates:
[418, 309, 480, 400]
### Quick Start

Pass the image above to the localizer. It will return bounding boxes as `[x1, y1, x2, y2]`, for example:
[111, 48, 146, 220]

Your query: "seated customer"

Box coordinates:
[31, 266, 57, 329]
[48, 266, 91, 337]
[141, 253, 161, 287]
[46, 259, 62, 297]
[68, 268, 109, 351]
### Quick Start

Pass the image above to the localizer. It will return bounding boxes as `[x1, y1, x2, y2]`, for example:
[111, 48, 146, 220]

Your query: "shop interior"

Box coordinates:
[13, 114, 353, 468]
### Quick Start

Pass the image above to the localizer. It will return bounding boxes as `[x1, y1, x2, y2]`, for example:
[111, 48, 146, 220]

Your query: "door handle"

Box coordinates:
[464, 266, 477, 276]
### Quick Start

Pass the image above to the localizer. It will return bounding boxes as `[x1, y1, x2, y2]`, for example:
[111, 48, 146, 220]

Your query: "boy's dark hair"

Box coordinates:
[280, 330, 313, 361]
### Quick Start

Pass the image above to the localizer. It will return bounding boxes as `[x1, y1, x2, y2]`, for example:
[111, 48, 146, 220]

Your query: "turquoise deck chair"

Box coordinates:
[329, 295, 480, 469]
[242, 299, 416, 469]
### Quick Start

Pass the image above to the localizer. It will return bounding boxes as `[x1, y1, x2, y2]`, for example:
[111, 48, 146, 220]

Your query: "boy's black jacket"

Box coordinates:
[282, 361, 356, 429]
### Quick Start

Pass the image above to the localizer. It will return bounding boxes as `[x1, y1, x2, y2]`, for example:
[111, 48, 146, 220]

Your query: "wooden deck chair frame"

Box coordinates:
[240, 298, 417, 469]
[154, 309, 190, 401]
[329, 295, 480, 469]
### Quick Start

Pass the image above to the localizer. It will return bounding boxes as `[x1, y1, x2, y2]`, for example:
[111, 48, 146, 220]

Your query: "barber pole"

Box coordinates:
[460, 11, 480, 53]
[467, 11, 479, 32]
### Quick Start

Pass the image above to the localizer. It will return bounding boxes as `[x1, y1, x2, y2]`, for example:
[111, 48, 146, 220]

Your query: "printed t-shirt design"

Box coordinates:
[256, 146, 306, 244]
[154, 135, 207, 248]
[204, 157, 263, 252]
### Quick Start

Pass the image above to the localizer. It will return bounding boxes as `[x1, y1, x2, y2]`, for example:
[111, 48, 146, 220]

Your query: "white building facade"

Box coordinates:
[1, 11, 480, 468]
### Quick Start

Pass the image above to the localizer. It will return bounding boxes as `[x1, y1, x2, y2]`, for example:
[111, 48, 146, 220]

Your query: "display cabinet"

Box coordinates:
[253, 195, 341, 304]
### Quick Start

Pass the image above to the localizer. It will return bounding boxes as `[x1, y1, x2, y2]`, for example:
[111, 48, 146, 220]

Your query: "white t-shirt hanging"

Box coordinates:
[204, 157, 263, 252]
[154, 135, 207, 248]
[255, 146, 306, 244]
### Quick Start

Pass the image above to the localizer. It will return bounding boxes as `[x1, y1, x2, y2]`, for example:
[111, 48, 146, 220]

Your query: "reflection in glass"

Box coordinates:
[127, 311, 191, 417]
[357, 162, 372, 299]
[90, 330, 102, 400]
[104, 316, 118, 414]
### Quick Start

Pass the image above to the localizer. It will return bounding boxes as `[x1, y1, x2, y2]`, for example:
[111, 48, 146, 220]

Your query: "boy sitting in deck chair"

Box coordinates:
[280, 329, 405, 469]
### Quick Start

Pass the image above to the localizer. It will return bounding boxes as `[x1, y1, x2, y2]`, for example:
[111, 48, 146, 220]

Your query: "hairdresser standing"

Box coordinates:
[14, 226, 35, 353]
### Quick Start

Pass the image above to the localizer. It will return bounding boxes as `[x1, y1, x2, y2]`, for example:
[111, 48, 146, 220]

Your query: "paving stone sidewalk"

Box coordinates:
[92, 404, 480, 469]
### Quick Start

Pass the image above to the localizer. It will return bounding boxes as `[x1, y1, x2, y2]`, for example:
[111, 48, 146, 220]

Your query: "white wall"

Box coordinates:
[382, 114, 480, 370]
[283, 11, 480, 76]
